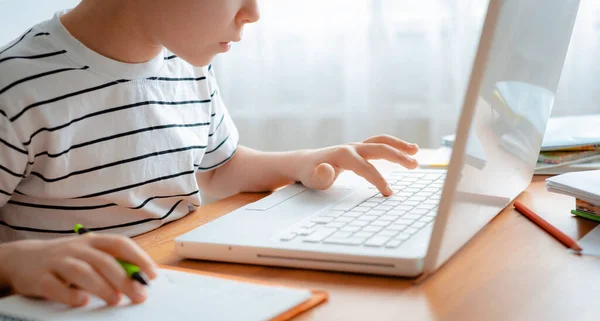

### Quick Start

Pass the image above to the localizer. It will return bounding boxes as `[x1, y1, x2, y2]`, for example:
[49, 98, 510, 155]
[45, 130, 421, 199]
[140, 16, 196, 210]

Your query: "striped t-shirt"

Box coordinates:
[0, 11, 239, 241]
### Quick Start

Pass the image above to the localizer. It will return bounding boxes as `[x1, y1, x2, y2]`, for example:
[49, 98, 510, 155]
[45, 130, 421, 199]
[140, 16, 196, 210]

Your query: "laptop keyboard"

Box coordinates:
[275, 171, 445, 249]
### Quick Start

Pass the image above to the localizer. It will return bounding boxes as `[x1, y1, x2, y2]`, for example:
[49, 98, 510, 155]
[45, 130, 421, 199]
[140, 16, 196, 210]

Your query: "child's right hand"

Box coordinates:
[0, 234, 158, 307]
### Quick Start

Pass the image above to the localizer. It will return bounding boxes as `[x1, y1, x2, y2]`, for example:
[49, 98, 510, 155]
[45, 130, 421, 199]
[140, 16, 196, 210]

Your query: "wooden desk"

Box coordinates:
[135, 176, 600, 321]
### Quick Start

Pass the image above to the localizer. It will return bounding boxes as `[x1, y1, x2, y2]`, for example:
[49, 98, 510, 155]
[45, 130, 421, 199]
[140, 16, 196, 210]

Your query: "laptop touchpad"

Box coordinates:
[245, 183, 352, 211]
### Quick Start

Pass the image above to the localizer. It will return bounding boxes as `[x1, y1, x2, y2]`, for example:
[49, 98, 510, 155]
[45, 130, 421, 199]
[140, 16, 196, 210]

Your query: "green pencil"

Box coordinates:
[74, 224, 149, 286]
[571, 210, 600, 222]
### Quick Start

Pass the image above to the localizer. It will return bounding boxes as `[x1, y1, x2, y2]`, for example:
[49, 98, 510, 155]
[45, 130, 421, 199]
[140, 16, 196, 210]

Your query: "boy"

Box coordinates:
[0, 0, 419, 308]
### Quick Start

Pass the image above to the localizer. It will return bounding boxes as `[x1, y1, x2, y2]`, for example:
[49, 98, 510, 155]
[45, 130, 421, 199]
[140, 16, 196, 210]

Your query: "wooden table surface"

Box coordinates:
[134, 176, 600, 321]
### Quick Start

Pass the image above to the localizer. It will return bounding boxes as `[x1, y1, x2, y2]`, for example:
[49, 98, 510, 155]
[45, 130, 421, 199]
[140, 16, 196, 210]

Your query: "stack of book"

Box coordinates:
[546, 170, 600, 222]
[441, 114, 600, 175]
[535, 114, 600, 174]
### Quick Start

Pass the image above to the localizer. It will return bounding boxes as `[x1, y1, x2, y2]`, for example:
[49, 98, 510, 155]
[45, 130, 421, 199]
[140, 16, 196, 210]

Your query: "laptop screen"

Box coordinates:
[425, 0, 581, 273]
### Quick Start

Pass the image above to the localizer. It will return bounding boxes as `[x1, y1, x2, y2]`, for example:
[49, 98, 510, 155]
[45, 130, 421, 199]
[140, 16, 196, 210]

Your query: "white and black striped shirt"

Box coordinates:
[0, 11, 239, 241]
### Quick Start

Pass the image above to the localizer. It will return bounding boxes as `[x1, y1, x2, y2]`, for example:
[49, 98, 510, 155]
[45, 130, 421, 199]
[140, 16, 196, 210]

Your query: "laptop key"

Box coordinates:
[349, 220, 369, 227]
[385, 240, 403, 248]
[403, 214, 422, 220]
[374, 205, 393, 211]
[362, 201, 380, 208]
[370, 220, 390, 227]
[365, 236, 391, 247]
[409, 209, 429, 215]
[383, 200, 402, 206]
[402, 201, 421, 206]
[405, 227, 419, 234]
[301, 222, 317, 228]
[296, 228, 314, 236]
[388, 210, 407, 216]
[343, 211, 363, 218]
[357, 215, 378, 222]
[395, 233, 411, 241]
[395, 205, 414, 211]
[324, 237, 366, 246]
[377, 230, 398, 237]
[354, 231, 375, 238]
[386, 224, 408, 231]
[331, 231, 352, 238]
[412, 222, 427, 228]
[420, 216, 434, 223]
[341, 226, 361, 232]
[378, 215, 397, 222]
[362, 226, 383, 233]
[395, 218, 415, 225]
[416, 192, 434, 197]
[303, 228, 337, 242]
[335, 217, 354, 223]
[365, 210, 386, 216]
[279, 233, 297, 241]
[325, 222, 346, 228]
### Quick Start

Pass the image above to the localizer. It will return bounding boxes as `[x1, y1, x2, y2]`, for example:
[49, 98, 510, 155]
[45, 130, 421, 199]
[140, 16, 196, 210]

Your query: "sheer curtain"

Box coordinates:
[1, 0, 599, 151]
[214, 0, 600, 152]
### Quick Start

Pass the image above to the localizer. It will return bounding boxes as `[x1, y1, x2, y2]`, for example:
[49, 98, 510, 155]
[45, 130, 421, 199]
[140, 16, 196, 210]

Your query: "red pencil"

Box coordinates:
[513, 200, 582, 252]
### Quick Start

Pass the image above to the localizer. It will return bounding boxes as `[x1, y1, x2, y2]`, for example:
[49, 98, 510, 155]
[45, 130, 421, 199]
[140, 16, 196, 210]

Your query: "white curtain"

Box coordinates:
[214, 0, 600, 152]
[1, 0, 599, 152]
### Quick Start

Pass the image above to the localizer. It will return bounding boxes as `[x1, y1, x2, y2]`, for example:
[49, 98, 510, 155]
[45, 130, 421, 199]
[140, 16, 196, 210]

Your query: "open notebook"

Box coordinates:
[0, 266, 327, 321]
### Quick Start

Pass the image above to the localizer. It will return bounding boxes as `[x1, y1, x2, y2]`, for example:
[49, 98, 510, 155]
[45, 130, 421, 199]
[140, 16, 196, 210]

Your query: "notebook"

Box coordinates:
[534, 161, 600, 175]
[0, 266, 327, 321]
[546, 170, 600, 222]
[540, 114, 600, 152]
[546, 170, 600, 205]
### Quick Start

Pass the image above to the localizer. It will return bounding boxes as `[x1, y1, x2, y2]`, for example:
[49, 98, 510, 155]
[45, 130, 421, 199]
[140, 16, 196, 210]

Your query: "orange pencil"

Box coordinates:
[513, 200, 582, 252]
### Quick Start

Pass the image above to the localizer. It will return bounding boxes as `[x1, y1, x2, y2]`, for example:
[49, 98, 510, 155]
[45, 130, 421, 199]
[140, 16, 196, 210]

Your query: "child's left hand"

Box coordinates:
[296, 135, 419, 197]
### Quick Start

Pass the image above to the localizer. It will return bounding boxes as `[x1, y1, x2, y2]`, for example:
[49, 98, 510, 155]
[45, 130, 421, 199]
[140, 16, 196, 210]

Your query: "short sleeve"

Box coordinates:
[196, 65, 239, 171]
[0, 112, 28, 206]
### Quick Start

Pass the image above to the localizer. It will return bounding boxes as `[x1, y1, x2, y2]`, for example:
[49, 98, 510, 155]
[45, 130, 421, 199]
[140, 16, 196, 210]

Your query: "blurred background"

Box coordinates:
[1, 0, 599, 151]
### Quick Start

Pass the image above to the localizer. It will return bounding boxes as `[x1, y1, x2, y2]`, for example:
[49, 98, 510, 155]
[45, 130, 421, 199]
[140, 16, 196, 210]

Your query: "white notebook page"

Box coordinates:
[0, 268, 312, 321]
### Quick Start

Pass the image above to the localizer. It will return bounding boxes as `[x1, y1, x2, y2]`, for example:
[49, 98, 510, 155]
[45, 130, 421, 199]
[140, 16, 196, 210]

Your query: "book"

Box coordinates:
[0, 266, 327, 321]
[534, 160, 600, 175]
[575, 198, 600, 215]
[540, 114, 600, 152]
[546, 170, 600, 222]
[546, 170, 600, 205]
[538, 150, 600, 165]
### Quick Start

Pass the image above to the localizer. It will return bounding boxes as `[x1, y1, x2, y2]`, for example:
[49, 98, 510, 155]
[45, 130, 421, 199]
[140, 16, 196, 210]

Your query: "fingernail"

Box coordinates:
[109, 293, 121, 306]
[133, 281, 148, 303]
[74, 292, 89, 307]
[148, 265, 158, 279]
[411, 143, 419, 149]
[385, 185, 394, 195]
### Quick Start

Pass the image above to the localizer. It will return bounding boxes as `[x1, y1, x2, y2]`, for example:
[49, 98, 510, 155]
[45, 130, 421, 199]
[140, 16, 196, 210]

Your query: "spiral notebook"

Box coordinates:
[0, 266, 327, 321]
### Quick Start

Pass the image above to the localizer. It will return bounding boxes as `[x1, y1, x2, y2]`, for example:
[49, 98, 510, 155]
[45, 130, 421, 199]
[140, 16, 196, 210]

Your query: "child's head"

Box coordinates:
[122, 0, 260, 66]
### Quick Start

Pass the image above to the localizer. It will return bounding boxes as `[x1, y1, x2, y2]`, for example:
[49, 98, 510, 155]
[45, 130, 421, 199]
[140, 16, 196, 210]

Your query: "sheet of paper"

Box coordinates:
[546, 170, 600, 204]
[579, 224, 600, 257]
[0, 268, 312, 321]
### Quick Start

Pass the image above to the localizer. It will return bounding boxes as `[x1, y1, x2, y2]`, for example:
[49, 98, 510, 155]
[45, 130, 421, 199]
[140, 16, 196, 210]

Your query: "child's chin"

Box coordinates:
[183, 55, 216, 68]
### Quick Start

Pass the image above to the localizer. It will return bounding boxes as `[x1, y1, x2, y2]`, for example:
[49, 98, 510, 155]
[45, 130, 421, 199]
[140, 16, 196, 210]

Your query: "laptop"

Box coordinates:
[175, 0, 581, 278]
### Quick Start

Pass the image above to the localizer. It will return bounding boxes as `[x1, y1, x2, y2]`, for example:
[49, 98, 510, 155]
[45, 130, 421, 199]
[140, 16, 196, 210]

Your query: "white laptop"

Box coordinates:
[175, 0, 580, 278]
